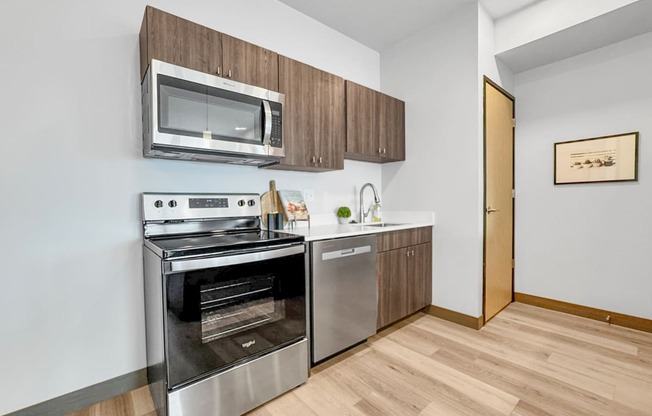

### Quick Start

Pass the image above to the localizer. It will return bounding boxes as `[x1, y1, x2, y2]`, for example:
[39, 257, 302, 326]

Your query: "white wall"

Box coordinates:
[381, 3, 484, 318]
[478, 4, 515, 94]
[494, 0, 639, 53]
[0, 0, 381, 413]
[514, 32, 652, 319]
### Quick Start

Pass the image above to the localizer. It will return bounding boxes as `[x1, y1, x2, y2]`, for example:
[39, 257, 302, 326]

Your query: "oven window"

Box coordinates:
[165, 250, 306, 389]
[200, 276, 285, 343]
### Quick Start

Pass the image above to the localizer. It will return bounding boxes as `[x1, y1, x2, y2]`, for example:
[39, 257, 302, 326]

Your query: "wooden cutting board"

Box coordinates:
[261, 180, 285, 227]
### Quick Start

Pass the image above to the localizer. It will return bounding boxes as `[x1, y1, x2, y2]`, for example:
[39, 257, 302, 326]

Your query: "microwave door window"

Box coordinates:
[158, 82, 208, 138]
[206, 96, 261, 143]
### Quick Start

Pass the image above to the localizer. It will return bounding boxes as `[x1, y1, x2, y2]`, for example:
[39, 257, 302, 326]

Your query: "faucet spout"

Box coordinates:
[359, 183, 381, 223]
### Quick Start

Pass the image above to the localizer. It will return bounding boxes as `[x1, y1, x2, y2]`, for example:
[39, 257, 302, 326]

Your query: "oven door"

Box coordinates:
[163, 244, 306, 390]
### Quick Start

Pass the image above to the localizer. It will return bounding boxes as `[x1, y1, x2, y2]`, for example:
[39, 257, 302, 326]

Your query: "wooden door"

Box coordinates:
[408, 242, 432, 313]
[207, 30, 223, 77]
[276, 56, 316, 169]
[483, 77, 515, 322]
[221, 33, 279, 91]
[379, 93, 406, 162]
[389, 248, 410, 325]
[376, 250, 392, 329]
[377, 249, 406, 329]
[345, 81, 379, 161]
[145, 7, 209, 75]
[314, 69, 345, 170]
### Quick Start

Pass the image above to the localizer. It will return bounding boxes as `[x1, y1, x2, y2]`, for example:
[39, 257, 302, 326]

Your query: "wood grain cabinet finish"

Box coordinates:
[212, 32, 279, 91]
[140, 6, 210, 80]
[379, 92, 406, 161]
[268, 56, 345, 172]
[345, 81, 406, 163]
[139, 6, 278, 91]
[376, 227, 432, 329]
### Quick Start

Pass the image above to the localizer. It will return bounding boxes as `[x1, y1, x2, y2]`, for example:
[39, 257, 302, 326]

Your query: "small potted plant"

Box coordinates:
[336, 206, 351, 224]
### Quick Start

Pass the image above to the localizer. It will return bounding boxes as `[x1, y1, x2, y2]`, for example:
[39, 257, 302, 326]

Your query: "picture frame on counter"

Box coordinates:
[554, 132, 639, 185]
[277, 190, 310, 221]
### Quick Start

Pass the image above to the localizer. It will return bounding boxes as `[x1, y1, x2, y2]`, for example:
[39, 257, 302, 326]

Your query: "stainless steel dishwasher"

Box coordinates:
[310, 234, 377, 363]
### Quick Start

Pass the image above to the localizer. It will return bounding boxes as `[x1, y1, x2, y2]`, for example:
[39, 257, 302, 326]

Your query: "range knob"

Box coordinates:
[247, 199, 256, 207]
[237, 199, 246, 207]
[168, 200, 178, 208]
[154, 200, 163, 208]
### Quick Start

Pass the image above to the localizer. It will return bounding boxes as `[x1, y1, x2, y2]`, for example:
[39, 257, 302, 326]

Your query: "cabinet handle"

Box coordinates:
[378, 147, 383, 154]
[319, 156, 323, 164]
[406, 249, 411, 257]
[216, 66, 221, 76]
[228, 69, 232, 78]
[383, 148, 387, 154]
[311, 156, 317, 163]
[411, 249, 415, 256]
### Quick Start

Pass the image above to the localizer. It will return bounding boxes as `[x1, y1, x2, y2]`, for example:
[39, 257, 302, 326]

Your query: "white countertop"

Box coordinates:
[277, 211, 435, 241]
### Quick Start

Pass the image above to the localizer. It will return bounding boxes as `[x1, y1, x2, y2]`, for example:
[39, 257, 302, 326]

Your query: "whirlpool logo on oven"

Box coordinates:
[242, 339, 256, 348]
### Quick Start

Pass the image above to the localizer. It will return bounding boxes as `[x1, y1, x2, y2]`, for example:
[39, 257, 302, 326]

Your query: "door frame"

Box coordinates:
[482, 76, 516, 325]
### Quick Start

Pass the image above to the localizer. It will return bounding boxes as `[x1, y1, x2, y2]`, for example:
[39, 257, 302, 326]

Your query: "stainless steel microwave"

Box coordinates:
[141, 60, 284, 166]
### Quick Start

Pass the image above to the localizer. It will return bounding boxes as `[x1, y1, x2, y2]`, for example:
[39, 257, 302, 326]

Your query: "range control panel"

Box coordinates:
[142, 193, 260, 222]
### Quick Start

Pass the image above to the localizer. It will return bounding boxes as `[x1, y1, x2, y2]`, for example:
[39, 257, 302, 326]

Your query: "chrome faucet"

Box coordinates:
[359, 183, 381, 223]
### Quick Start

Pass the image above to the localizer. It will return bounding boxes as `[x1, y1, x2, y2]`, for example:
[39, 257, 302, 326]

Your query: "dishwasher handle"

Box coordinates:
[321, 245, 371, 261]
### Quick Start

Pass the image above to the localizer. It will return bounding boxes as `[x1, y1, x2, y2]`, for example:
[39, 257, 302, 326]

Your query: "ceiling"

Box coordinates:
[277, 0, 542, 51]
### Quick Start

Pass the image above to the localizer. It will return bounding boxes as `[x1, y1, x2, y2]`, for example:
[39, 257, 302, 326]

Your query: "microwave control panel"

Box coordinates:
[269, 101, 282, 148]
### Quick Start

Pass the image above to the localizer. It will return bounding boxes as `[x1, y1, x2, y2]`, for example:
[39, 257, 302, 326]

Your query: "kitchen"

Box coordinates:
[1, 0, 651, 415]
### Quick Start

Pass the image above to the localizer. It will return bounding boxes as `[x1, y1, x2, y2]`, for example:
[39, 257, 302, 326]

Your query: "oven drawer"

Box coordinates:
[168, 339, 308, 416]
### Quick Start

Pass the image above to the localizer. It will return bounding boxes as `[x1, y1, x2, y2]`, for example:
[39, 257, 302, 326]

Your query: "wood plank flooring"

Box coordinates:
[70, 303, 652, 415]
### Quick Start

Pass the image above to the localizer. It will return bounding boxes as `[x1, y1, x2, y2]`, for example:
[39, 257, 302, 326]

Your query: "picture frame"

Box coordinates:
[277, 190, 310, 221]
[554, 132, 639, 185]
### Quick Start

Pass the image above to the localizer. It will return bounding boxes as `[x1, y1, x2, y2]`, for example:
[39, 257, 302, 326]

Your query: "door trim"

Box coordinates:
[482, 76, 515, 325]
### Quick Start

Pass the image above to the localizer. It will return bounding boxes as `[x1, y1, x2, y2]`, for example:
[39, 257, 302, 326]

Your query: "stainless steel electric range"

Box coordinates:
[142, 193, 308, 416]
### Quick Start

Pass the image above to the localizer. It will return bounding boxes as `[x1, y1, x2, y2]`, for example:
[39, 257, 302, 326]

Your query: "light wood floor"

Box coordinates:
[70, 302, 652, 415]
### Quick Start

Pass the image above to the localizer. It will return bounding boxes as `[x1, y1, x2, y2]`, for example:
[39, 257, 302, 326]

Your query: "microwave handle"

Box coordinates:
[262, 100, 272, 146]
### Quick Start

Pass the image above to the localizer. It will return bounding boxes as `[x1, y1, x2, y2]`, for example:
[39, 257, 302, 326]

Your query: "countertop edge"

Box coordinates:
[278, 222, 435, 242]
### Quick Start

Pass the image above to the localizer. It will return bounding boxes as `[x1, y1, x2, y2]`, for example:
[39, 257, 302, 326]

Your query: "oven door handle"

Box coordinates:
[164, 244, 305, 274]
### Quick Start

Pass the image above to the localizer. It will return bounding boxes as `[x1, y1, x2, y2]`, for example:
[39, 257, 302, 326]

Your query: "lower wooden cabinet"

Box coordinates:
[376, 228, 432, 329]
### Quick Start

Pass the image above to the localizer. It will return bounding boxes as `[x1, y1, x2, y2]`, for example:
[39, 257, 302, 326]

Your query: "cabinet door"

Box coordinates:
[389, 248, 410, 325]
[145, 7, 209, 75]
[314, 69, 345, 170]
[221, 33, 279, 91]
[377, 249, 406, 329]
[379, 93, 406, 162]
[407, 242, 432, 313]
[346, 81, 380, 161]
[272, 56, 344, 172]
[206, 30, 223, 77]
[275, 56, 317, 169]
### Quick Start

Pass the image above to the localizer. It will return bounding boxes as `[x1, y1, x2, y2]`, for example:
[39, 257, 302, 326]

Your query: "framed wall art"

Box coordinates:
[554, 132, 639, 185]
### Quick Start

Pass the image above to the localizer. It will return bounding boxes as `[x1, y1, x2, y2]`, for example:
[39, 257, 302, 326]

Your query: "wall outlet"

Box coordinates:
[302, 188, 315, 202]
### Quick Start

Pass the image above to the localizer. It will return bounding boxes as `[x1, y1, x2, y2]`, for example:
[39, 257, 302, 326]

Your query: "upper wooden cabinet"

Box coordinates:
[139, 7, 210, 79]
[267, 56, 345, 172]
[212, 32, 279, 91]
[139, 7, 278, 91]
[345, 81, 405, 163]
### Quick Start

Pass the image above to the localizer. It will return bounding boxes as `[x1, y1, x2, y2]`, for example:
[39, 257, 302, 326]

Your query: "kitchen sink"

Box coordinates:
[350, 222, 405, 228]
